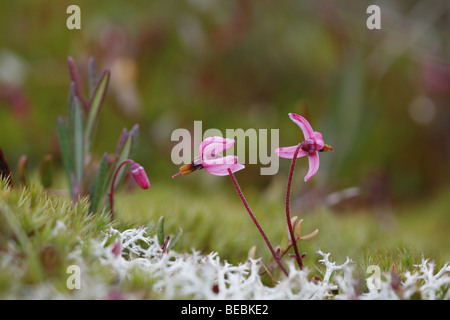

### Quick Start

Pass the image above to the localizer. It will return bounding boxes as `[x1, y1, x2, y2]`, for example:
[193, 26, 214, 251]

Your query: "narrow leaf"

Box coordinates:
[56, 117, 74, 196]
[167, 227, 183, 251]
[67, 56, 88, 111]
[84, 69, 110, 153]
[90, 152, 109, 214]
[295, 218, 303, 237]
[130, 124, 139, 158]
[299, 229, 319, 241]
[67, 81, 76, 113]
[129, 124, 140, 159]
[157, 215, 165, 246]
[88, 57, 98, 100]
[114, 128, 129, 156]
[73, 97, 84, 185]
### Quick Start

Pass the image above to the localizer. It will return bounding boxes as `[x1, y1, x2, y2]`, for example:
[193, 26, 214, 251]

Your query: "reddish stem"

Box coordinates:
[109, 159, 134, 221]
[161, 236, 171, 255]
[286, 144, 303, 269]
[228, 169, 289, 277]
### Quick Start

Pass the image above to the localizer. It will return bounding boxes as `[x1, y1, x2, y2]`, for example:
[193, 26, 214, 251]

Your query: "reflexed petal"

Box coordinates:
[304, 152, 320, 182]
[200, 136, 235, 159]
[230, 163, 245, 173]
[313, 131, 325, 150]
[203, 155, 241, 175]
[203, 155, 236, 168]
[275, 145, 308, 159]
[207, 163, 246, 176]
[289, 113, 314, 139]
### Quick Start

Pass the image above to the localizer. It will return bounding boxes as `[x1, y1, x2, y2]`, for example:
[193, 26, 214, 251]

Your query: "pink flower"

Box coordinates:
[172, 136, 245, 178]
[130, 162, 150, 189]
[275, 113, 333, 181]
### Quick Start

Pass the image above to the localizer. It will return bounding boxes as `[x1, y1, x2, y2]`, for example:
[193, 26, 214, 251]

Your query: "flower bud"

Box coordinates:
[130, 162, 150, 189]
[112, 241, 122, 258]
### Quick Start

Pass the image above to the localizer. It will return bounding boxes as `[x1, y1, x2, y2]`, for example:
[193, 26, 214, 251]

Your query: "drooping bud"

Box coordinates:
[130, 162, 150, 189]
[111, 241, 122, 258]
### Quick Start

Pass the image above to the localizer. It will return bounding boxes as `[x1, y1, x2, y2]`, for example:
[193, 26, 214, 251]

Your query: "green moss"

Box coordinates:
[1, 176, 449, 297]
[0, 178, 111, 293]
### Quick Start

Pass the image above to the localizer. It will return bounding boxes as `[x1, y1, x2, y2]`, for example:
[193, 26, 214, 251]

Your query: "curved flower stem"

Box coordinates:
[228, 168, 289, 277]
[109, 159, 134, 221]
[286, 143, 304, 270]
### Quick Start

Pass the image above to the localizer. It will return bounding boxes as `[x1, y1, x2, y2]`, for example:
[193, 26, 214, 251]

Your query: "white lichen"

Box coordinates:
[2, 226, 449, 300]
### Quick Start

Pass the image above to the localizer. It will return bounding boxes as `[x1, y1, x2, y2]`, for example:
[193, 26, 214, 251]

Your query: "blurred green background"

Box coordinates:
[1, 1, 449, 264]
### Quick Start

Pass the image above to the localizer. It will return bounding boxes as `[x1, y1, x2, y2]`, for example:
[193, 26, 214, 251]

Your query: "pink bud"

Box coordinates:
[111, 241, 122, 257]
[130, 163, 150, 189]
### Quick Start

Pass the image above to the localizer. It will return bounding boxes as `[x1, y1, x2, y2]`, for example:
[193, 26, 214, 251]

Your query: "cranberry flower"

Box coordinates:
[172, 135, 289, 276]
[172, 136, 245, 178]
[276, 113, 332, 270]
[275, 113, 333, 182]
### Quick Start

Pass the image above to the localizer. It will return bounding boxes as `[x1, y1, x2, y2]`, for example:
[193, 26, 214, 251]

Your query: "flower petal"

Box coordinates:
[275, 145, 308, 159]
[289, 113, 314, 139]
[230, 163, 245, 173]
[203, 156, 243, 176]
[313, 131, 325, 150]
[304, 152, 320, 182]
[203, 154, 236, 168]
[200, 136, 235, 159]
[207, 163, 246, 176]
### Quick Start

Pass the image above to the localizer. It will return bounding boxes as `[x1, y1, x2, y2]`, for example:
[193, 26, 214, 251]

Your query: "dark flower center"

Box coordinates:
[300, 139, 316, 154]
